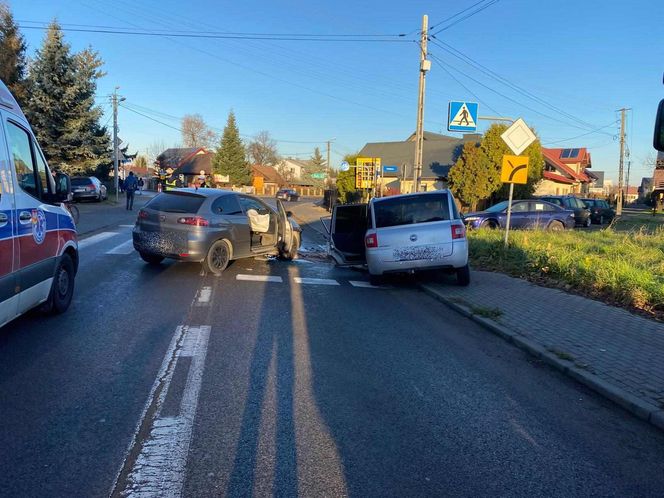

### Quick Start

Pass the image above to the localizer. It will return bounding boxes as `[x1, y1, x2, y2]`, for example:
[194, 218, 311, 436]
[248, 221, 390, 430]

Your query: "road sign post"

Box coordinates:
[501, 155, 529, 247]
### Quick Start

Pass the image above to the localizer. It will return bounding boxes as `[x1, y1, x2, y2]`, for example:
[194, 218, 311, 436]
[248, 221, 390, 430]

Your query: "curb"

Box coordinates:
[419, 283, 664, 433]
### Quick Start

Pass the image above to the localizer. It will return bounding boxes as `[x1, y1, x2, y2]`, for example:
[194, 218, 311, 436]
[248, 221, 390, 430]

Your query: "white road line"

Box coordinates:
[106, 239, 134, 255]
[293, 277, 340, 286]
[78, 231, 117, 249]
[349, 280, 387, 289]
[236, 274, 284, 283]
[195, 286, 212, 305]
[119, 224, 135, 228]
[117, 325, 211, 498]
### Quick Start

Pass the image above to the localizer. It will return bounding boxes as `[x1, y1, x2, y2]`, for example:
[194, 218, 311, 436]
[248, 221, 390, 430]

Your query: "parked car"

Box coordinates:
[133, 189, 301, 275]
[0, 78, 78, 328]
[536, 195, 591, 227]
[276, 188, 300, 202]
[463, 200, 576, 230]
[581, 198, 615, 224]
[328, 190, 469, 286]
[71, 176, 107, 202]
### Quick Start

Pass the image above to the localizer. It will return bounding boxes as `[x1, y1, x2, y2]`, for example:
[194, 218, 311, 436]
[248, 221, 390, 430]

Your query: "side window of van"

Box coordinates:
[6, 120, 38, 198]
[34, 147, 54, 195]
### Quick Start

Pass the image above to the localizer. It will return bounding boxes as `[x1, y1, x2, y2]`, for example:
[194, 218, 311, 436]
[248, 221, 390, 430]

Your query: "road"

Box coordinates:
[1, 197, 664, 497]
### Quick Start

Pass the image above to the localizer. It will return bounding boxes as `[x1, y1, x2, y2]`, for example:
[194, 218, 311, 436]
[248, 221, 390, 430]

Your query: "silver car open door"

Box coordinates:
[328, 204, 368, 265]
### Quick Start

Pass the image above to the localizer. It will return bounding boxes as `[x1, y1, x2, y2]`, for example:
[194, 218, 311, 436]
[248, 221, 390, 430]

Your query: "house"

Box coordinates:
[175, 152, 216, 186]
[251, 164, 285, 196]
[155, 147, 206, 173]
[535, 148, 593, 196]
[276, 158, 309, 181]
[638, 177, 653, 201]
[624, 186, 639, 204]
[358, 131, 477, 194]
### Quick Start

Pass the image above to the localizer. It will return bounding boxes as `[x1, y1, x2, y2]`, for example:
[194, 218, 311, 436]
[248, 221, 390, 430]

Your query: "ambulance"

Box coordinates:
[0, 79, 78, 327]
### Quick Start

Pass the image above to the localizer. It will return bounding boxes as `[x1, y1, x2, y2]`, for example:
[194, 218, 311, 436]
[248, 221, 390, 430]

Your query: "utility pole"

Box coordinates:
[112, 88, 119, 203]
[412, 14, 430, 193]
[616, 108, 629, 216]
[326, 140, 331, 189]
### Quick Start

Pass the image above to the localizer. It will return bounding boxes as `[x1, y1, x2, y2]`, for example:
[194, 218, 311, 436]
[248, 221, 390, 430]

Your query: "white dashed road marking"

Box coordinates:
[113, 325, 211, 497]
[78, 231, 118, 249]
[293, 277, 340, 286]
[236, 274, 284, 283]
[349, 280, 387, 289]
[106, 239, 135, 255]
[195, 287, 212, 305]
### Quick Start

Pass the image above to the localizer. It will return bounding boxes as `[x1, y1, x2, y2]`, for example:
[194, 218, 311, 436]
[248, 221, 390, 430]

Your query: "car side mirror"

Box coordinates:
[654, 99, 664, 152]
[286, 210, 293, 217]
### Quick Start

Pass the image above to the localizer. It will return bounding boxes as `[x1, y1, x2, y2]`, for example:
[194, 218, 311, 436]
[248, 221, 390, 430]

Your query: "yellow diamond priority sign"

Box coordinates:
[501, 155, 529, 184]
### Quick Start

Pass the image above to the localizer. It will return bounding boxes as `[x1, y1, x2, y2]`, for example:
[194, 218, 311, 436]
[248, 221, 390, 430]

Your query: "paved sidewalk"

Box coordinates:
[421, 270, 664, 430]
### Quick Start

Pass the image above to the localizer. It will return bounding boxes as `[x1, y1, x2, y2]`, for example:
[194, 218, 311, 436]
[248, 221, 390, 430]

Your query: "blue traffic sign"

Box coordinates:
[448, 101, 479, 132]
[383, 165, 398, 173]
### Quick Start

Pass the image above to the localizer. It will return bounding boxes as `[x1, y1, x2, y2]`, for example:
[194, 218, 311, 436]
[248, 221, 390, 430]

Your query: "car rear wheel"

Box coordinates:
[548, 220, 564, 231]
[481, 219, 498, 229]
[41, 253, 75, 314]
[456, 264, 470, 286]
[204, 239, 231, 275]
[140, 252, 165, 265]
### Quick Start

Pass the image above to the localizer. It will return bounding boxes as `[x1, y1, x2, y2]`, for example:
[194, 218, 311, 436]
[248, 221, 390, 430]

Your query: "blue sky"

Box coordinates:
[11, 0, 664, 182]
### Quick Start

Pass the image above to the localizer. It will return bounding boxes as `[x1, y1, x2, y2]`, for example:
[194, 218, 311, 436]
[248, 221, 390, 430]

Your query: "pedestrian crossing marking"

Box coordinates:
[293, 277, 340, 286]
[78, 231, 118, 250]
[106, 239, 134, 255]
[236, 274, 283, 283]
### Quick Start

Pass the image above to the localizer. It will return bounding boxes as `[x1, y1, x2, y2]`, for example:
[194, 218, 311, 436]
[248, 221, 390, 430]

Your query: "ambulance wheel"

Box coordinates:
[42, 253, 75, 314]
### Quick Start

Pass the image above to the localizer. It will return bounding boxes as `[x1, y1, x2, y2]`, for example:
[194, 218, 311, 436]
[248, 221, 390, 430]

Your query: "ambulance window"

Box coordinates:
[6, 121, 38, 198]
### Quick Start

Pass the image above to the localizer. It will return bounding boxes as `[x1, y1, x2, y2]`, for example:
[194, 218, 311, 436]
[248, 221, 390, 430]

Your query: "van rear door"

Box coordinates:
[329, 204, 368, 265]
[0, 116, 18, 326]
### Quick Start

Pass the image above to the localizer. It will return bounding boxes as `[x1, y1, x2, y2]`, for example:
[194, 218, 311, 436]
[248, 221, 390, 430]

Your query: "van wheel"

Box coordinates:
[456, 264, 470, 286]
[281, 233, 300, 261]
[41, 253, 75, 314]
[140, 252, 164, 264]
[204, 239, 231, 275]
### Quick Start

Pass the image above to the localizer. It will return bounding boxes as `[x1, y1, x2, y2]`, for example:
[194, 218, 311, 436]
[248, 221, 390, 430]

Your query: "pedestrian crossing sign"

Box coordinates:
[448, 101, 479, 132]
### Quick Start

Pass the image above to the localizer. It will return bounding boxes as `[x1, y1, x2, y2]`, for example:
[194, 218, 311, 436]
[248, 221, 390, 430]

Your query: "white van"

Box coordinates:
[0, 79, 78, 327]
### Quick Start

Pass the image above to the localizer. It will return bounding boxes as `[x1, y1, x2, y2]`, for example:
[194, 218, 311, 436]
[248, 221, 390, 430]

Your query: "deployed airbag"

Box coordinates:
[247, 209, 270, 233]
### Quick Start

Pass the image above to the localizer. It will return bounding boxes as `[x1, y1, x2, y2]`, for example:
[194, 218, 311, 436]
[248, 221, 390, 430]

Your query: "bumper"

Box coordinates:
[132, 229, 216, 262]
[72, 191, 98, 200]
[366, 241, 469, 276]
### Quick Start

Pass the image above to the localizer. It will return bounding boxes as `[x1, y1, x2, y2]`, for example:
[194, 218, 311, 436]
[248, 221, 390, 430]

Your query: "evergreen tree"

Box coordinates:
[25, 22, 110, 175]
[305, 146, 326, 187]
[0, 3, 27, 105]
[212, 111, 250, 185]
[448, 142, 496, 211]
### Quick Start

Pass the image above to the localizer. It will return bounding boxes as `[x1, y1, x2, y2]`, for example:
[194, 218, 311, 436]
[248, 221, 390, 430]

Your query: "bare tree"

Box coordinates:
[146, 140, 168, 168]
[181, 114, 217, 148]
[247, 130, 279, 166]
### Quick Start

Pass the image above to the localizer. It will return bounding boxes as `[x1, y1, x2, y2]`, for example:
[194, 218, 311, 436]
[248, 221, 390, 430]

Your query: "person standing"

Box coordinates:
[137, 177, 144, 195]
[124, 171, 138, 210]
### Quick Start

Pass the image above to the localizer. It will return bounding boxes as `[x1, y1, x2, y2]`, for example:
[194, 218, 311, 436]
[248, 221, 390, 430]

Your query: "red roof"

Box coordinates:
[542, 171, 575, 185]
[542, 148, 590, 182]
[546, 147, 592, 167]
[252, 164, 285, 185]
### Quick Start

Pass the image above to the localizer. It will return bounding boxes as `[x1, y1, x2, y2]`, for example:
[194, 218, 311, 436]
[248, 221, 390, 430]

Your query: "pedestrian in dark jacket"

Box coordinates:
[124, 172, 138, 210]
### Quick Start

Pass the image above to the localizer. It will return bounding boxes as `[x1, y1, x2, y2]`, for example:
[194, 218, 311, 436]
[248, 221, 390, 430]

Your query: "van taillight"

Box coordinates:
[138, 210, 149, 219]
[451, 224, 465, 240]
[177, 216, 209, 227]
[365, 233, 378, 248]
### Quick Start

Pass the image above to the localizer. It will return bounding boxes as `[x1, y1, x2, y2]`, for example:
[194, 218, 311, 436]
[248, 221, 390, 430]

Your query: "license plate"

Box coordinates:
[393, 245, 445, 261]
[74, 188, 85, 192]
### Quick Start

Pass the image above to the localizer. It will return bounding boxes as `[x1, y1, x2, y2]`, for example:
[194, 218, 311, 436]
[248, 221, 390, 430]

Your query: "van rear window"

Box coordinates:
[147, 192, 205, 213]
[374, 193, 450, 228]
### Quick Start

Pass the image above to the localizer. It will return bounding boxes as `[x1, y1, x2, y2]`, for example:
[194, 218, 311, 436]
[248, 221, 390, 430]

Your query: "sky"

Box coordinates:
[10, 0, 664, 183]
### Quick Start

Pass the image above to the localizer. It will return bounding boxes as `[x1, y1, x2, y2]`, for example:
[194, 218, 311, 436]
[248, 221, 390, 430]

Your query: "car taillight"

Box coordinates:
[138, 209, 149, 219]
[365, 233, 378, 248]
[87, 184, 95, 191]
[177, 216, 209, 227]
[451, 224, 466, 240]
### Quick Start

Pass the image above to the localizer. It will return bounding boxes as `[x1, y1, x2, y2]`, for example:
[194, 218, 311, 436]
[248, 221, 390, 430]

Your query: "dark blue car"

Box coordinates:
[463, 200, 576, 230]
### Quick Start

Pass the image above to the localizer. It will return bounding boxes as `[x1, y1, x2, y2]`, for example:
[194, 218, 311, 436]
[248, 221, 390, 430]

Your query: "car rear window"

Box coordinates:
[71, 177, 91, 186]
[373, 193, 450, 228]
[147, 192, 205, 213]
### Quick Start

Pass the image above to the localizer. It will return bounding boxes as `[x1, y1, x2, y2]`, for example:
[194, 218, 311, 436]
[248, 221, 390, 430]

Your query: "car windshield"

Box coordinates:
[373, 193, 450, 228]
[485, 201, 509, 213]
[147, 192, 205, 213]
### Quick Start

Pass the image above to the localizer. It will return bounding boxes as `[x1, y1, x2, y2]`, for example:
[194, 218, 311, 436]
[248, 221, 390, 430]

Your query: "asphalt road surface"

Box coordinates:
[1, 198, 664, 497]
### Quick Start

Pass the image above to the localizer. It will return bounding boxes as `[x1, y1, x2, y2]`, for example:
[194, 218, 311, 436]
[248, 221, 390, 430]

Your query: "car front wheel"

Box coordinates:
[548, 220, 564, 231]
[204, 239, 231, 275]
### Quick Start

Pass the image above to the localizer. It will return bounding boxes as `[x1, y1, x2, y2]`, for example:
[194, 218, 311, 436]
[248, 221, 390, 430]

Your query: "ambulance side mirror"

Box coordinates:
[54, 172, 71, 202]
[655, 99, 664, 152]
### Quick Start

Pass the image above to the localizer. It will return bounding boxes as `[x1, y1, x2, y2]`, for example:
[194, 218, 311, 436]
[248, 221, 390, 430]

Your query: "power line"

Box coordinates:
[431, 0, 500, 35]
[543, 121, 619, 145]
[18, 24, 412, 42]
[429, 0, 492, 31]
[429, 39, 611, 134]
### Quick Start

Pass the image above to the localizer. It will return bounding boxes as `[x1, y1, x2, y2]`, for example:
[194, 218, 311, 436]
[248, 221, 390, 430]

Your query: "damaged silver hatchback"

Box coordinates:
[132, 189, 301, 275]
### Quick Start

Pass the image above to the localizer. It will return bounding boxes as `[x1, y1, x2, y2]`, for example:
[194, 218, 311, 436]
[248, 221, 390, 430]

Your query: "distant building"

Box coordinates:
[251, 164, 285, 195]
[536, 148, 594, 196]
[276, 158, 310, 181]
[358, 131, 478, 194]
[155, 147, 206, 172]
